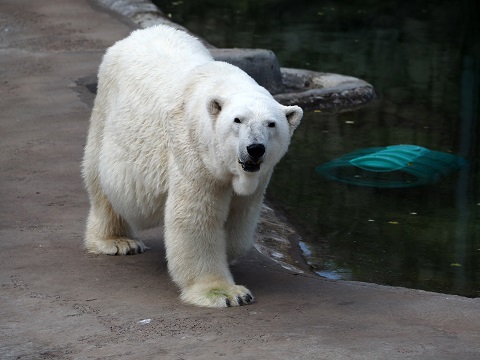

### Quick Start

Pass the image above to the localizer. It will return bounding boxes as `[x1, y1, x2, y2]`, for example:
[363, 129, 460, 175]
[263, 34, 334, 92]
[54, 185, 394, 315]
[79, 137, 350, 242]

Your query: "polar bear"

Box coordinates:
[82, 25, 303, 308]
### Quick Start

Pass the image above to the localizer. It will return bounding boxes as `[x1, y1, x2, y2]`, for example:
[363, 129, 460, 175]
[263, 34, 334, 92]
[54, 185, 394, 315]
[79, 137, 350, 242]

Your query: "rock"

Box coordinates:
[274, 68, 376, 111]
[211, 48, 285, 95]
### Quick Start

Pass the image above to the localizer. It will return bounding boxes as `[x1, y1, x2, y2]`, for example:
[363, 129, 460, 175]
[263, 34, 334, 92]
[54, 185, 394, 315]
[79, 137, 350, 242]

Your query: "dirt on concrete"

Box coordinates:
[1, 1, 479, 359]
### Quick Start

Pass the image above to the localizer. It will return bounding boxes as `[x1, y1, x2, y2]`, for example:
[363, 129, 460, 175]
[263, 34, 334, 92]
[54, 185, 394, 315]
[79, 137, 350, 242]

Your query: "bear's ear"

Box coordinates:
[284, 105, 303, 135]
[208, 97, 224, 118]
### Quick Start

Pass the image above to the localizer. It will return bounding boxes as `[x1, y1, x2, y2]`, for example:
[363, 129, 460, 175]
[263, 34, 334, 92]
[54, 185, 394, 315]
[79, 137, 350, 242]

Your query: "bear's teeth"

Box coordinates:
[239, 160, 261, 172]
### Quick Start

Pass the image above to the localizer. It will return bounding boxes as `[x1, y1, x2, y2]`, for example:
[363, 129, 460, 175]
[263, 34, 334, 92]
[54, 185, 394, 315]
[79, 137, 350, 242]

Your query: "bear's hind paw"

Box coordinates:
[85, 237, 147, 256]
[181, 284, 254, 308]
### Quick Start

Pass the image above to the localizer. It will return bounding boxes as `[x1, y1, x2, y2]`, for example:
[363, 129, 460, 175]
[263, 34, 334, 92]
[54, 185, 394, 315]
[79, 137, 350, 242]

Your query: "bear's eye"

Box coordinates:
[234, 118, 241, 124]
[268, 122, 276, 128]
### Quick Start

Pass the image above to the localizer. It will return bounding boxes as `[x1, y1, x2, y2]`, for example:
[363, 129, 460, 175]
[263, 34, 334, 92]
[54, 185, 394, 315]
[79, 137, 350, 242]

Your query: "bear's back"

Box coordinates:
[98, 25, 213, 103]
[121, 25, 212, 66]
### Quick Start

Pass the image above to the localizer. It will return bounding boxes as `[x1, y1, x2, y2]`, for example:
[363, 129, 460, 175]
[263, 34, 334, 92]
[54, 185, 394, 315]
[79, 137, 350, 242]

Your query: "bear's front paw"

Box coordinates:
[181, 283, 254, 308]
[85, 237, 147, 255]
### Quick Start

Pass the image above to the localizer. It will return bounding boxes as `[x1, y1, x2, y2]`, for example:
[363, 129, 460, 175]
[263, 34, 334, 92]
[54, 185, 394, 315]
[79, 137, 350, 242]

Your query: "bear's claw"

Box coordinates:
[181, 284, 254, 308]
[86, 237, 147, 256]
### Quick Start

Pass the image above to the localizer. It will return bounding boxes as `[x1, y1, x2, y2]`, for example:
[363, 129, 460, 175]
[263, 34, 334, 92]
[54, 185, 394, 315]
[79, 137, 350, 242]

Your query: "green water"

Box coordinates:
[152, 0, 480, 297]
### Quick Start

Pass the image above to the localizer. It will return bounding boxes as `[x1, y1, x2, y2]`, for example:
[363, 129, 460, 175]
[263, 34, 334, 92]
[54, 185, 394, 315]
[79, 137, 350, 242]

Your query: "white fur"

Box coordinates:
[82, 25, 303, 307]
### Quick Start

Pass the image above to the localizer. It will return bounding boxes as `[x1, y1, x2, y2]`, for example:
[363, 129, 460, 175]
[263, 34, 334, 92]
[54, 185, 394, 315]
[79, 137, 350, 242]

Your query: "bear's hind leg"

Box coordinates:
[85, 195, 146, 255]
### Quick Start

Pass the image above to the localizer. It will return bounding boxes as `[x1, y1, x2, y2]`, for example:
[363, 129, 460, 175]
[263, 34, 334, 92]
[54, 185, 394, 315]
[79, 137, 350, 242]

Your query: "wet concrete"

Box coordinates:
[1, 1, 480, 359]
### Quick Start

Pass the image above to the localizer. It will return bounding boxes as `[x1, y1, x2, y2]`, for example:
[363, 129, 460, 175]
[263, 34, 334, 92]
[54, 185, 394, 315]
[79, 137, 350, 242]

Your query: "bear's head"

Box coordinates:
[208, 93, 303, 196]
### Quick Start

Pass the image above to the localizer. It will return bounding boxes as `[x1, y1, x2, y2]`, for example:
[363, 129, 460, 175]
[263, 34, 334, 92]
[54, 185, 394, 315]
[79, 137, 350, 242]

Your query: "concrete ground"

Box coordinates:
[0, 1, 479, 359]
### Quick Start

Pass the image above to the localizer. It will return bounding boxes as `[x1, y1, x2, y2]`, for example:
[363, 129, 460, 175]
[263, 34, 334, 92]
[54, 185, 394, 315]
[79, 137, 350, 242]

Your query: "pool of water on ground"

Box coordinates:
[152, 0, 480, 297]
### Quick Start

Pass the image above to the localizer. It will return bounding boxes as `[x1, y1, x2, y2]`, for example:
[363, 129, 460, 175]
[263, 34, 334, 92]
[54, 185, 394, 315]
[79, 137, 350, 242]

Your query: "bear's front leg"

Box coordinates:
[164, 178, 254, 307]
[225, 186, 266, 263]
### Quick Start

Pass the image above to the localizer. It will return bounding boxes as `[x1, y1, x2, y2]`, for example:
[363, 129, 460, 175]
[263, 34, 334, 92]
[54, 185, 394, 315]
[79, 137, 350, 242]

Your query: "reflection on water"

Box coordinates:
[153, 0, 480, 297]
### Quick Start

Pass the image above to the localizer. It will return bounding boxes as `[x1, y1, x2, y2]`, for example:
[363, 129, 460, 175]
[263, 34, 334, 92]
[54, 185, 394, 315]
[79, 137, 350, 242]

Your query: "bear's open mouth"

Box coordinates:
[238, 159, 261, 172]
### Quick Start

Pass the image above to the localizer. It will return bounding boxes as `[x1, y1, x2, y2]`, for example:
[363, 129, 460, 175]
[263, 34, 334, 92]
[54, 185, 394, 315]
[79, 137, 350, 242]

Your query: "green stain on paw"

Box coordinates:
[207, 288, 229, 299]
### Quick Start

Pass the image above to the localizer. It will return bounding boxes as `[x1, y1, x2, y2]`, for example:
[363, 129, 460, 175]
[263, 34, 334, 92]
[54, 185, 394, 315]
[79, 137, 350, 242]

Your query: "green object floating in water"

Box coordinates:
[316, 145, 466, 188]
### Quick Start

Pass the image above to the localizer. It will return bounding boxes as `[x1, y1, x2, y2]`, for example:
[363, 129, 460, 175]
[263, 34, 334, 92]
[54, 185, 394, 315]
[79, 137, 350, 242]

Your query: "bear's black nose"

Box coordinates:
[247, 143, 265, 159]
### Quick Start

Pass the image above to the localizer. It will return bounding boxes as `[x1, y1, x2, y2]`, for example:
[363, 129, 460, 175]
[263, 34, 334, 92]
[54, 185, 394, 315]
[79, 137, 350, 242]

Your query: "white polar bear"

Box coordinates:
[82, 25, 303, 308]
